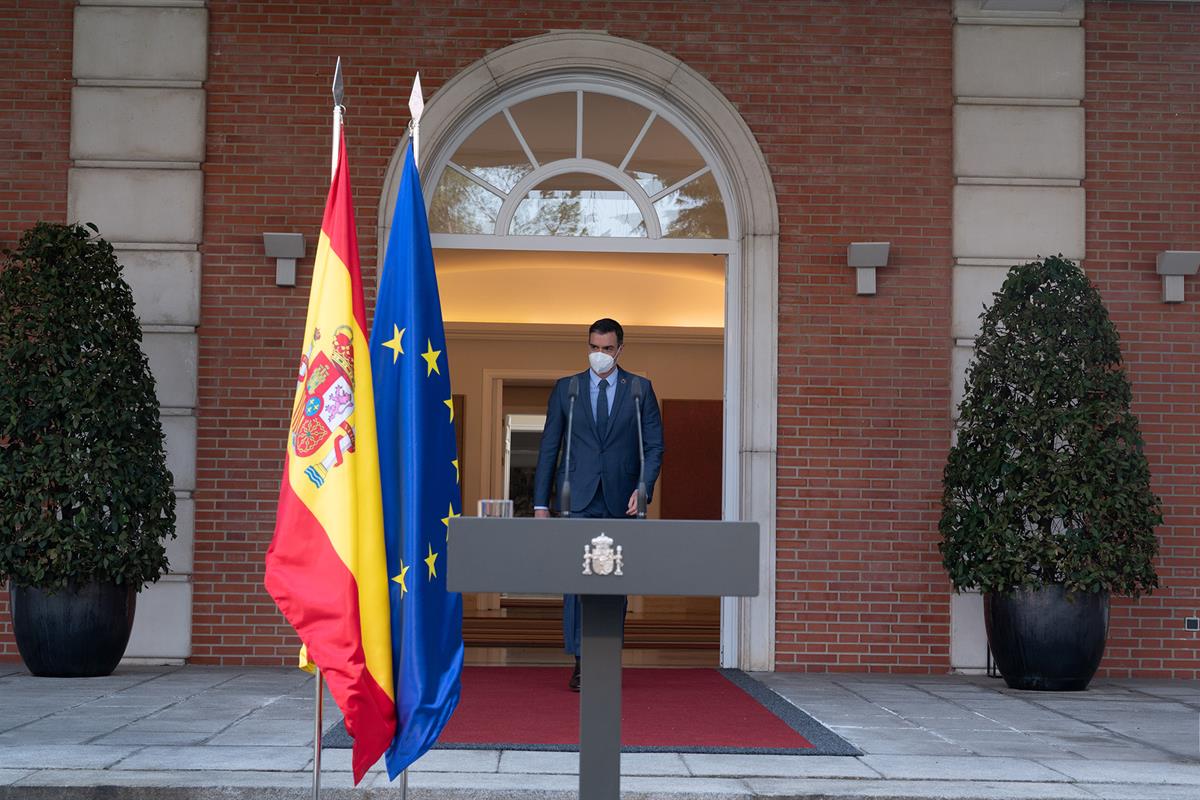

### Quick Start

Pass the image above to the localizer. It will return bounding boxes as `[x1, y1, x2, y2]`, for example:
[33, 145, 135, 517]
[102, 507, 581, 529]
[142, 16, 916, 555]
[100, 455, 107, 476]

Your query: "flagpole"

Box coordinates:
[312, 668, 323, 800]
[332, 57, 345, 180]
[387, 72, 426, 800]
[409, 73, 424, 169]
[309, 58, 346, 800]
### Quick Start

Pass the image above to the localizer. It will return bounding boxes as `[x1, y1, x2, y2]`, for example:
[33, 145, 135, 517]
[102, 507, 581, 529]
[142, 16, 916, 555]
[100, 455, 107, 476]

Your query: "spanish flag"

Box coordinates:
[265, 130, 396, 784]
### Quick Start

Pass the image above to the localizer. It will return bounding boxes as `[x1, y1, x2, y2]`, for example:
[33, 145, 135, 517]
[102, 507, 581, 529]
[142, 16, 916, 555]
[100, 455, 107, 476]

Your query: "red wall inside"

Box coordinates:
[1085, 1, 1200, 679]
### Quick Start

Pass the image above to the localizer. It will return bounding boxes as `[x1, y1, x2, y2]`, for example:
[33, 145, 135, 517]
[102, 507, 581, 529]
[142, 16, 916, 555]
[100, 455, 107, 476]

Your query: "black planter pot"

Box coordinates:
[984, 585, 1109, 691]
[9, 581, 137, 678]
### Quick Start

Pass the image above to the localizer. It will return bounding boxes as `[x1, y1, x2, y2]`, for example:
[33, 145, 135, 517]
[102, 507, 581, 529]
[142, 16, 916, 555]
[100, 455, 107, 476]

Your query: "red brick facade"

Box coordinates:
[1, 1, 1196, 676]
[0, 0, 75, 660]
[0, 1, 73, 242]
[768, 5, 955, 671]
[189, 0, 958, 669]
[1084, 1, 1200, 678]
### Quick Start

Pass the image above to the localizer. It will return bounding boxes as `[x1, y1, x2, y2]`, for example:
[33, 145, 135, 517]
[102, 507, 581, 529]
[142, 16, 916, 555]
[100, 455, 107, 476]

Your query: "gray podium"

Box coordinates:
[448, 517, 759, 800]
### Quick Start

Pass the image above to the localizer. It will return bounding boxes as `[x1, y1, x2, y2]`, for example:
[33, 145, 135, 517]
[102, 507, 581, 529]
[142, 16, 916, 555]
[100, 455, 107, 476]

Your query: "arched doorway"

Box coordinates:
[378, 33, 778, 671]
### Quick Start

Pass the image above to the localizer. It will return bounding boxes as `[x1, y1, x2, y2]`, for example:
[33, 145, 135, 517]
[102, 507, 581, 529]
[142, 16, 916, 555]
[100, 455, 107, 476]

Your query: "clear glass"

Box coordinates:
[428, 169, 502, 234]
[624, 116, 706, 195]
[477, 499, 514, 518]
[510, 173, 646, 237]
[508, 92, 577, 165]
[582, 93, 651, 167]
[452, 112, 532, 192]
[655, 170, 727, 239]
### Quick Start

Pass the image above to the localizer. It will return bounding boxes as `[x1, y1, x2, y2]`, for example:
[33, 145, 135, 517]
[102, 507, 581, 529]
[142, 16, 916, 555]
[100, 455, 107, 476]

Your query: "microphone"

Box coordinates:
[561, 376, 579, 518]
[631, 376, 647, 519]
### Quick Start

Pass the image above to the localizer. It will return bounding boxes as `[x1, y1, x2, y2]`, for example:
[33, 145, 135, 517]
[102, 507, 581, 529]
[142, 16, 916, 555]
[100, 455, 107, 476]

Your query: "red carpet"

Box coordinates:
[441, 666, 814, 750]
[326, 666, 860, 754]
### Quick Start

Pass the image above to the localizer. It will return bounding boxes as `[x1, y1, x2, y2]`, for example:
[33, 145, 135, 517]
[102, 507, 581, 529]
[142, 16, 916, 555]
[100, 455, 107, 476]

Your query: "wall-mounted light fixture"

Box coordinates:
[1156, 251, 1200, 304]
[263, 232, 306, 287]
[847, 242, 890, 295]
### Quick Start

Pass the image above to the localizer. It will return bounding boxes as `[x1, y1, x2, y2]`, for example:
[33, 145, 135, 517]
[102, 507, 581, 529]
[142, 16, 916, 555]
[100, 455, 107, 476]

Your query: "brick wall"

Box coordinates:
[0, 0, 74, 661]
[769, 5, 955, 671]
[1086, 1, 1200, 679]
[10, 1, 1193, 677]
[191, 0, 955, 669]
[0, 1, 72, 245]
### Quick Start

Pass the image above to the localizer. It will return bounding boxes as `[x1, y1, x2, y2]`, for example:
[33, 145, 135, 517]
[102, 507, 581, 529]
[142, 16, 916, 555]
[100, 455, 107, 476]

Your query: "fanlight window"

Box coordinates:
[429, 90, 728, 239]
[511, 173, 645, 238]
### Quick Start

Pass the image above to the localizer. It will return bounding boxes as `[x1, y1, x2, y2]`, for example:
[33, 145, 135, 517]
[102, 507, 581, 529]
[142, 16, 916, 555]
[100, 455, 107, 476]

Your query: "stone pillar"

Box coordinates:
[68, 1, 207, 660]
[950, 0, 1086, 671]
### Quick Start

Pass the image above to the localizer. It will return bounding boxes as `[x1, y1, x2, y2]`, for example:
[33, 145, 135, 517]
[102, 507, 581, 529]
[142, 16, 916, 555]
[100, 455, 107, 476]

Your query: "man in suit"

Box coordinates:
[533, 318, 664, 691]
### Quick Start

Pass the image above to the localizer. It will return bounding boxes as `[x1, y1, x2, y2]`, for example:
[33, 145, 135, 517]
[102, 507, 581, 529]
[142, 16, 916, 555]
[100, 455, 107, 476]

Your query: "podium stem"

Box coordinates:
[579, 594, 624, 800]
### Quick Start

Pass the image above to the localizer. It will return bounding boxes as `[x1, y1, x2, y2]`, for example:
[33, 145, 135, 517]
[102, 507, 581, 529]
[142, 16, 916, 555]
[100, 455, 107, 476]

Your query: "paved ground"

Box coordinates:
[0, 663, 1197, 799]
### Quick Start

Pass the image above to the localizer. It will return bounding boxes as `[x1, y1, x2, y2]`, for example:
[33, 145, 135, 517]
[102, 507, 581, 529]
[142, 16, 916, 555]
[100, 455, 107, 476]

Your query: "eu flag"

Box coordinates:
[369, 141, 464, 778]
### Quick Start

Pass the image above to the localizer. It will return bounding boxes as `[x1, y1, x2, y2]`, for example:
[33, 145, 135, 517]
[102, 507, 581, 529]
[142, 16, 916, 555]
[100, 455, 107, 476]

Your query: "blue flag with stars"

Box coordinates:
[369, 141, 463, 778]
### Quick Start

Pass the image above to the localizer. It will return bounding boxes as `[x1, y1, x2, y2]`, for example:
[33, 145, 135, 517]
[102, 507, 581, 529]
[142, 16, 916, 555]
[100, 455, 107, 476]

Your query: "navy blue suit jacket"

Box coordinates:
[533, 368, 664, 516]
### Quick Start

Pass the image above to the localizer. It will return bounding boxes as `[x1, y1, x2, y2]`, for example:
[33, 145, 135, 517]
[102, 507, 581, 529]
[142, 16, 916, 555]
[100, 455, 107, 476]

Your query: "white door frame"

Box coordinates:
[503, 413, 547, 501]
[377, 33, 779, 671]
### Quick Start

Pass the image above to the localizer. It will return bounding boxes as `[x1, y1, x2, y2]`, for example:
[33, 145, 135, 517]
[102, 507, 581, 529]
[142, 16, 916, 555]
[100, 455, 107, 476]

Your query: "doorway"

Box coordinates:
[379, 45, 781, 669]
[456, 361, 724, 666]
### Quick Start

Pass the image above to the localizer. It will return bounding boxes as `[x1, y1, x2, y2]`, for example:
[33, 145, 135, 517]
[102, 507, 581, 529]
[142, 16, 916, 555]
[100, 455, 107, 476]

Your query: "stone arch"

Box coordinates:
[378, 32, 778, 670]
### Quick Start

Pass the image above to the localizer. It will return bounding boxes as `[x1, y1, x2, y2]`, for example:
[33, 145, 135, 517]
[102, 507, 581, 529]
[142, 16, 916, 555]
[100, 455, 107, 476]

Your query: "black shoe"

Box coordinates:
[569, 661, 580, 692]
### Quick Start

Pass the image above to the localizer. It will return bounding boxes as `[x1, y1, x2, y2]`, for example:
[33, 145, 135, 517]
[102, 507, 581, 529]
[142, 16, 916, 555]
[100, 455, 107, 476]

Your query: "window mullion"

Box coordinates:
[503, 108, 540, 171]
[447, 161, 507, 198]
[650, 166, 712, 204]
[576, 90, 584, 160]
[619, 111, 656, 172]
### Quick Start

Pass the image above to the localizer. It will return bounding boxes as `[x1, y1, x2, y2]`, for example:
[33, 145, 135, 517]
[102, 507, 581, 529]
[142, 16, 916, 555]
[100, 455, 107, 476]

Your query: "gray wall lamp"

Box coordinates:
[1156, 251, 1200, 304]
[263, 232, 306, 287]
[847, 242, 890, 295]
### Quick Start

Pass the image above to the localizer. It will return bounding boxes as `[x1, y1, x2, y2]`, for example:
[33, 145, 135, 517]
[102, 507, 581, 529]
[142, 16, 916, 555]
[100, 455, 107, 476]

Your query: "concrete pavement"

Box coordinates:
[0, 663, 1197, 799]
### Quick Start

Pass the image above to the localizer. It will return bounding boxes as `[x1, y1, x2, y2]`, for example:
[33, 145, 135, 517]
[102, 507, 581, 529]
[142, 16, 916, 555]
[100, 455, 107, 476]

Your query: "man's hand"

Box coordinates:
[534, 508, 550, 519]
[626, 490, 639, 516]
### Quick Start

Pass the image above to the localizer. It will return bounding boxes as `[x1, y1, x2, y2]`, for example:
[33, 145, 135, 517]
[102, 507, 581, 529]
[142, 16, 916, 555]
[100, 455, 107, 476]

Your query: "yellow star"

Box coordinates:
[382, 325, 405, 363]
[444, 398, 454, 421]
[451, 459, 460, 484]
[392, 562, 409, 597]
[442, 502, 460, 537]
[421, 339, 441, 377]
[424, 543, 439, 580]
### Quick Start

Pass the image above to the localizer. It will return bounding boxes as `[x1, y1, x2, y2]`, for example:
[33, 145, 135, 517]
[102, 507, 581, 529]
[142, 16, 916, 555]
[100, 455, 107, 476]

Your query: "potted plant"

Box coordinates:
[0, 222, 176, 677]
[939, 255, 1161, 691]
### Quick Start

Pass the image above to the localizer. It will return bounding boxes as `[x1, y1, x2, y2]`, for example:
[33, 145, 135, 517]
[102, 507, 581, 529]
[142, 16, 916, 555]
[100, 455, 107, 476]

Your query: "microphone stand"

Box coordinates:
[632, 377, 647, 519]
[561, 376, 578, 518]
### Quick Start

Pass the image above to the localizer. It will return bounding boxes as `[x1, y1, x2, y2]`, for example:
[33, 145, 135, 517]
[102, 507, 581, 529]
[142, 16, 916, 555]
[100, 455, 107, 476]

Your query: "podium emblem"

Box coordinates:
[582, 532, 624, 576]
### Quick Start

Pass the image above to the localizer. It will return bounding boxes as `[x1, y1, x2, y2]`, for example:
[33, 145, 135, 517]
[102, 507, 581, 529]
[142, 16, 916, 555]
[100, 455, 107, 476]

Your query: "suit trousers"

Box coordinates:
[562, 483, 628, 656]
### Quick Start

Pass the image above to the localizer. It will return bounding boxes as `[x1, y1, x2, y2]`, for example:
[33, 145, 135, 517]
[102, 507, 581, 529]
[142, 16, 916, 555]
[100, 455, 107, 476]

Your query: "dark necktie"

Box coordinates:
[596, 378, 609, 436]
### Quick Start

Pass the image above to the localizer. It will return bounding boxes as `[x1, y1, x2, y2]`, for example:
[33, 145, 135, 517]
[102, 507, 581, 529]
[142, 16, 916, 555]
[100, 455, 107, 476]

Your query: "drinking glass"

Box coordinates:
[477, 499, 513, 518]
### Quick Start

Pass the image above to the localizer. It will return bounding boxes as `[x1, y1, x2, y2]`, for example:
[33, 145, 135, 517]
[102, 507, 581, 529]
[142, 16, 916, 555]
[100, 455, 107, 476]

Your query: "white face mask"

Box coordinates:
[588, 351, 615, 374]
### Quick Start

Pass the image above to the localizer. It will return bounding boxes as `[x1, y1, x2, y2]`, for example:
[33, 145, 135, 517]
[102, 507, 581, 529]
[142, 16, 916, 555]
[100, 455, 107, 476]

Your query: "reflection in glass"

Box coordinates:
[429, 169, 502, 234]
[624, 117, 706, 195]
[655, 170, 727, 239]
[583, 93, 651, 167]
[506, 430, 541, 518]
[510, 173, 646, 237]
[453, 112, 532, 192]
[509, 92, 577, 165]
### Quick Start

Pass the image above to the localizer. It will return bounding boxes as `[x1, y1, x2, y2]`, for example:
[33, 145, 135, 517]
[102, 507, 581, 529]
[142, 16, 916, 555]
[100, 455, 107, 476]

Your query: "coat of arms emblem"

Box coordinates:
[582, 532, 624, 576]
[290, 324, 357, 488]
